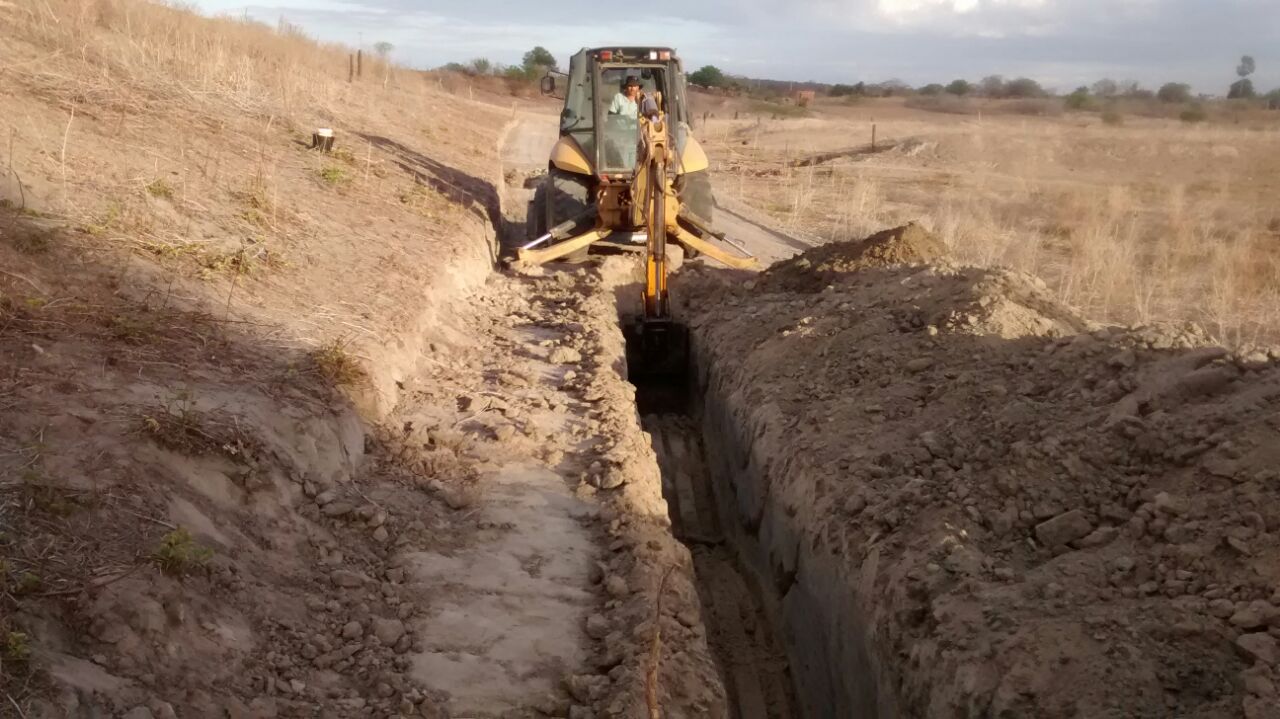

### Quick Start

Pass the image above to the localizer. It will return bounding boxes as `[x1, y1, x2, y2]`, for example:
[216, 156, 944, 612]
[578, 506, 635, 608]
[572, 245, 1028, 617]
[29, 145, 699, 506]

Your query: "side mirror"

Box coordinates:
[540, 75, 556, 95]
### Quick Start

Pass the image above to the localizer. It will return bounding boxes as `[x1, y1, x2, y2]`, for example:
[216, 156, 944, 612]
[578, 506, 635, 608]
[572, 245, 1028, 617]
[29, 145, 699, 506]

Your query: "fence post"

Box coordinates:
[871, 122, 877, 150]
[357, 50, 363, 79]
[348, 55, 354, 82]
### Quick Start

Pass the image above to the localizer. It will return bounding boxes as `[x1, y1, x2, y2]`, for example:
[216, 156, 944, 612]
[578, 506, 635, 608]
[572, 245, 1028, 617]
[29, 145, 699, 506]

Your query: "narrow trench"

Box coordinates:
[629, 348, 801, 719]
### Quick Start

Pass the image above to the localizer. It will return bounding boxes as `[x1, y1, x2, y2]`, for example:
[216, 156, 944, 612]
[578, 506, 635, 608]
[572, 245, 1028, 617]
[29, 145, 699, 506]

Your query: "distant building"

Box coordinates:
[793, 90, 815, 107]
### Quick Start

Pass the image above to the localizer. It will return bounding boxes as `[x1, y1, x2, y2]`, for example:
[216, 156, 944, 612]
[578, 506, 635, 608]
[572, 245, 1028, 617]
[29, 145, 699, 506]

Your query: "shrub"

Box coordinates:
[917, 83, 945, 96]
[979, 75, 1005, 97]
[4, 631, 30, 662]
[317, 166, 347, 185]
[1157, 82, 1192, 104]
[1091, 79, 1118, 97]
[1064, 87, 1093, 111]
[1228, 79, 1256, 100]
[904, 95, 977, 115]
[152, 528, 214, 575]
[521, 46, 557, 74]
[146, 178, 175, 199]
[689, 65, 726, 88]
[313, 338, 364, 384]
[1004, 77, 1046, 98]
[1101, 109, 1124, 126]
[945, 79, 972, 96]
[1180, 105, 1208, 123]
[1003, 98, 1062, 116]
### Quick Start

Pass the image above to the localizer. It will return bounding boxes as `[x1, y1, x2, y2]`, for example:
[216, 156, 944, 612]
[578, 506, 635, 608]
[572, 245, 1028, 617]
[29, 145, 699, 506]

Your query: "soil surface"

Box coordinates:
[680, 224, 1280, 718]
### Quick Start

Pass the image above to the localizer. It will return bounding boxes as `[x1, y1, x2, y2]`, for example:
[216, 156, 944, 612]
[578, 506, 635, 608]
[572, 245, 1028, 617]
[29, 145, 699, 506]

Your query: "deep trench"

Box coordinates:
[626, 330, 802, 719]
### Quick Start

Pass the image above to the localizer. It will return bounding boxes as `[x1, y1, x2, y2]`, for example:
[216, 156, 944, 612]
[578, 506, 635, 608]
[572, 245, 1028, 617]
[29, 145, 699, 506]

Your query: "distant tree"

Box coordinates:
[1064, 86, 1091, 110]
[979, 75, 1006, 97]
[917, 83, 946, 96]
[1238, 55, 1256, 79]
[829, 83, 858, 97]
[877, 79, 911, 97]
[441, 62, 469, 74]
[1003, 77, 1045, 98]
[689, 65, 727, 88]
[1156, 82, 1192, 103]
[522, 46, 557, 75]
[469, 58, 493, 76]
[945, 79, 972, 96]
[373, 41, 394, 59]
[853, 81, 867, 96]
[1118, 81, 1154, 100]
[1180, 104, 1208, 123]
[1267, 88, 1280, 110]
[1230, 55, 1257, 99]
[1091, 78, 1118, 97]
[1228, 79, 1256, 99]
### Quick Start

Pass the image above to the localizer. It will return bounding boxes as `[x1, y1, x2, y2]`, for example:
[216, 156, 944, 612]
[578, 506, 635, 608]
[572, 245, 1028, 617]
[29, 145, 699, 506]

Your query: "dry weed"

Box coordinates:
[151, 528, 213, 576]
[313, 337, 365, 385]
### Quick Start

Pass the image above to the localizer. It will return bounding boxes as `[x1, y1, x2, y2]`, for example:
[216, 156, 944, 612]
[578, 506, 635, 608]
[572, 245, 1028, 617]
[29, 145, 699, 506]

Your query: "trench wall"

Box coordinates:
[694, 340, 900, 719]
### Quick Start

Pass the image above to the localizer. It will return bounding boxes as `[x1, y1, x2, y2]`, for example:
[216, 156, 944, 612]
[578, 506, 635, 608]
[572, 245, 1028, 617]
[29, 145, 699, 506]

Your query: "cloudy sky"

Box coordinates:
[194, 0, 1278, 94]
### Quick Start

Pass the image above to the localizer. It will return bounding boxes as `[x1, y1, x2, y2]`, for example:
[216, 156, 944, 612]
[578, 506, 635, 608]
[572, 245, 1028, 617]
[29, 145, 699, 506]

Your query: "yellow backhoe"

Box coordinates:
[518, 47, 758, 375]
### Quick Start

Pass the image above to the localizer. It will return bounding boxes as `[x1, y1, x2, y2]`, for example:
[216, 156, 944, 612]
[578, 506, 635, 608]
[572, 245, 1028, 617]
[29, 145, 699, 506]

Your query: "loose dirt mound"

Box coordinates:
[758, 222, 947, 293]
[680, 230, 1280, 718]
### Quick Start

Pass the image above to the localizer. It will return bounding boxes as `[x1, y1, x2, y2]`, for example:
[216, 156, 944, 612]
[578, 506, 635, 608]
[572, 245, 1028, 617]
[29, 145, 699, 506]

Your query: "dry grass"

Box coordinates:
[8, 0, 384, 117]
[313, 337, 366, 385]
[0, 0, 454, 278]
[707, 106, 1280, 347]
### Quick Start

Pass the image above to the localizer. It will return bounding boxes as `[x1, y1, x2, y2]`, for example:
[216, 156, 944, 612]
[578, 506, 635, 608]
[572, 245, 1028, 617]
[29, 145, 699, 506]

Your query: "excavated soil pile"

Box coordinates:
[756, 222, 947, 293]
[678, 225, 1280, 718]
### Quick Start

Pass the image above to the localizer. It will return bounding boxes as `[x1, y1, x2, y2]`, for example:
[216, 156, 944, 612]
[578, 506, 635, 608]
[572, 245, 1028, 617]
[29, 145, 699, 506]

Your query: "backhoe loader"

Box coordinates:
[519, 47, 758, 376]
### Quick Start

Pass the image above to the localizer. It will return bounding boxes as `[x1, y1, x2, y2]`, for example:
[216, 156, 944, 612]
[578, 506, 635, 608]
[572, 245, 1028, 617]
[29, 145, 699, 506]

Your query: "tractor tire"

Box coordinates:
[678, 170, 714, 259]
[528, 181, 548, 240]
[547, 168, 592, 262]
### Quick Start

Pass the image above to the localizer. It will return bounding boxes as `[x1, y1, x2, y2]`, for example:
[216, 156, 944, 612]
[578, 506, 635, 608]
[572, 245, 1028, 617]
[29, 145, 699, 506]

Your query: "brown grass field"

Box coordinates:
[695, 94, 1280, 348]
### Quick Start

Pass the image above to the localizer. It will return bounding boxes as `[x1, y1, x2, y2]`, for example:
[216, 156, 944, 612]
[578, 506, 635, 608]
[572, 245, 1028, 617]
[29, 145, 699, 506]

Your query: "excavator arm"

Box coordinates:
[520, 95, 758, 378]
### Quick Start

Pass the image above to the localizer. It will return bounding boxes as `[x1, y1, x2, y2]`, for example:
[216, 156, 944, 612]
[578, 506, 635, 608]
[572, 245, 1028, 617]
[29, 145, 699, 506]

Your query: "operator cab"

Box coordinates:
[545, 47, 690, 183]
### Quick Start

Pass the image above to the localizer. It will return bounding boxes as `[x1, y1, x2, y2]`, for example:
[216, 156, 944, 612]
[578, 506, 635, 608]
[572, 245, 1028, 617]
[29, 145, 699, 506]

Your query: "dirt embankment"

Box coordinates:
[680, 225, 1280, 718]
[1, 3, 734, 714]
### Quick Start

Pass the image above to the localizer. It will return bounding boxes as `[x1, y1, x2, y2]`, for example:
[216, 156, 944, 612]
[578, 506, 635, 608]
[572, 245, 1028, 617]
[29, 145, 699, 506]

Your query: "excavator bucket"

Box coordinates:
[622, 314, 686, 394]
